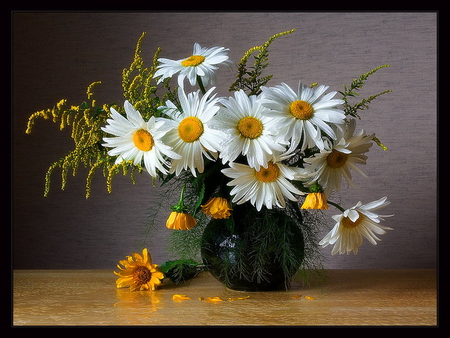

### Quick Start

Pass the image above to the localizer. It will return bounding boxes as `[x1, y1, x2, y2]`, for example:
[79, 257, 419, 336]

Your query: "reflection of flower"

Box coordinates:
[222, 153, 305, 211]
[102, 101, 180, 177]
[114, 248, 164, 291]
[166, 211, 197, 230]
[260, 82, 345, 151]
[319, 197, 393, 254]
[155, 43, 231, 87]
[201, 197, 232, 219]
[159, 87, 225, 177]
[114, 289, 161, 323]
[217, 90, 286, 170]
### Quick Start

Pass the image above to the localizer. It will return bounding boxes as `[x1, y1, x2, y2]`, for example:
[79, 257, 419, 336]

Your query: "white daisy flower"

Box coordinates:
[217, 90, 287, 170]
[221, 152, 306, 211]
[303, 119, 374, 194]
[101, 101, 181, 177]
[159, 86, 226, 177]
[155, 43, 231, 88]
[259, 81, 345, 151]
[319, 197, 393, 254]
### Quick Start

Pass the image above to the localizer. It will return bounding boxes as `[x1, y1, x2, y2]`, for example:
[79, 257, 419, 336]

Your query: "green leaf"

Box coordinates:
[192, 177, 205, 215]
[160, 259, 201, 284]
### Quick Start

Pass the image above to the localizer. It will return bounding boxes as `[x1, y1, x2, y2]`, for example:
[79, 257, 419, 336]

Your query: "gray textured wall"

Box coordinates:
[13, 12, 437, 269]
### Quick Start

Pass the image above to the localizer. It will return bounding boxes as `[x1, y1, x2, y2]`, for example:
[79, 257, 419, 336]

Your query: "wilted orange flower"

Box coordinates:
[166, 211, 197, 230]
[114, 248, 164, 291]
[201, 197, 232, 219]
[301, 192, 328, 210]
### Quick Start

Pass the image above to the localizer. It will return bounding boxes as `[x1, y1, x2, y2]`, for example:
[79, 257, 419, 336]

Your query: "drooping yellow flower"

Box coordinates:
[166, 211, 197, 230]
[114, 248, 164, 291]
[201, 197, 232, 219]
[301, 192, 328, 210]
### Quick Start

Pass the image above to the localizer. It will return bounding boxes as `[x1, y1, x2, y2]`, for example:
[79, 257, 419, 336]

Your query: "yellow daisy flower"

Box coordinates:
[114, 248, 164, 291]
[201, 197, 232, 219]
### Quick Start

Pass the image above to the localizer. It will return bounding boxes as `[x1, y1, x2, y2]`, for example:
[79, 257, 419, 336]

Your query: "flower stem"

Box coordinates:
[327, 200, 345, 212]
[172, 184, 187, 213]
[196, 75, 206, 95]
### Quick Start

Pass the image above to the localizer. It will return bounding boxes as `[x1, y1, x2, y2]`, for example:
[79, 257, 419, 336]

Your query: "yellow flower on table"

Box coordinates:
[114, 248, 164, 291]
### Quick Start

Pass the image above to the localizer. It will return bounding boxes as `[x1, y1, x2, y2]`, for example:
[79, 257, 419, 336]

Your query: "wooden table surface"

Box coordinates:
[13, 269, 437, 326]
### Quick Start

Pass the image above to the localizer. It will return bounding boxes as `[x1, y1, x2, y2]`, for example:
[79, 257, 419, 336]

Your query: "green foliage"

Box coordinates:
[122, 32, 178, 119]
[340, 64, 392, 119]
[26, 91, 123, 198]
[229, 29, 295, 95]
[339, 64, 392, 150]
[159, 259, 202, 284]
[26, 30, 392, 288]
[26, 32, 176, 198]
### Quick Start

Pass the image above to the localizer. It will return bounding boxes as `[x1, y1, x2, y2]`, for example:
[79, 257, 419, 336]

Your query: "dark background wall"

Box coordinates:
[13, 12, 437, 269]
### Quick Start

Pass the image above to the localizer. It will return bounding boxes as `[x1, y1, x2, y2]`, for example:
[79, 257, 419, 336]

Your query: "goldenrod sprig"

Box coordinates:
[122, 32, 168, 119]
[230, 29, 295, 95]
[339, 65, 392, 150]
[340, 64, 391, 119]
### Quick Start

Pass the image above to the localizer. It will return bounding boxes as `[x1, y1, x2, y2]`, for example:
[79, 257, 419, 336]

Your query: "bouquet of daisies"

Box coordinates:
[27, 30, 393, 284]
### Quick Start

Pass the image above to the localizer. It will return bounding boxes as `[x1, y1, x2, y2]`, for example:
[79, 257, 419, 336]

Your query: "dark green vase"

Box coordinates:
[201, 203, 305, 291]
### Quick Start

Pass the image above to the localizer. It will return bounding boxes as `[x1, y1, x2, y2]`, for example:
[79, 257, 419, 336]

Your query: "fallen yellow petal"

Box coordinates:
[228, 296, 250, 301]
[202, 296, 224, 303]
[292, 294, 302, 299]
[305, 296, 316, 300]
[172, 294, 191, 301]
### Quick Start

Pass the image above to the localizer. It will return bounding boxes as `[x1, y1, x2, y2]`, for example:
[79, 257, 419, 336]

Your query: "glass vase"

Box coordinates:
[201, 203, 305, 291]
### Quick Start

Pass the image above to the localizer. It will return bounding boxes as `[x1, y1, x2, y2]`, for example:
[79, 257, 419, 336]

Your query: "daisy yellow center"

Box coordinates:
[178, 116, 204, 142]
[255, 162, 280, 183]
[327, 149, 349, 168]
[289, 100, 314, 120]
[181, 55, 205, 67]
[133, 129, 154, 151]
[237, 116, 264, 139]
[342, 212, 363, 229]
[132, 266, 152, 284]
